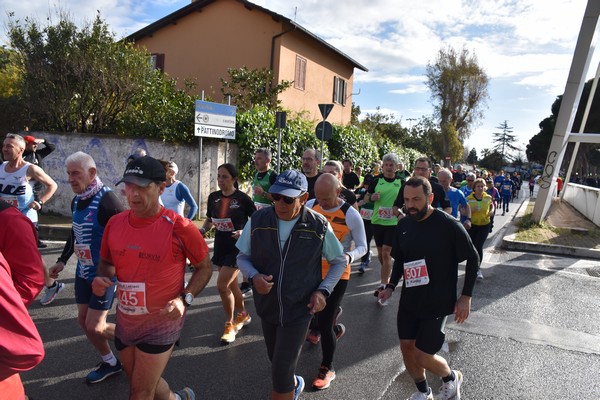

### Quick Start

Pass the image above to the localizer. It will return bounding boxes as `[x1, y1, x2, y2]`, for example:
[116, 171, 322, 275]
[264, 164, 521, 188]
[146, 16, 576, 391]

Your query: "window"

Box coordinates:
[333, 76, 347, 106]
[149, 53, 165, 73]
[294, 56, 307, 90]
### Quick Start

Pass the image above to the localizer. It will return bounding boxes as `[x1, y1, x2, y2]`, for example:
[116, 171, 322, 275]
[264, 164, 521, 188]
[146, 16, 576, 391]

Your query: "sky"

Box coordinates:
[1, 0, 598, 161]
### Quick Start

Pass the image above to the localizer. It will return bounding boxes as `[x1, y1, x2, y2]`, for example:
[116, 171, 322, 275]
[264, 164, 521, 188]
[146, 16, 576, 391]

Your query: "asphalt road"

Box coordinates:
[22, 196, 600, 399]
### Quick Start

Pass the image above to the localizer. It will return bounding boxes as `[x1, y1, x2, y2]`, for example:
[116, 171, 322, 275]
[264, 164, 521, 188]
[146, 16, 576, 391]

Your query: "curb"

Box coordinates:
[501, 199, 600, 260]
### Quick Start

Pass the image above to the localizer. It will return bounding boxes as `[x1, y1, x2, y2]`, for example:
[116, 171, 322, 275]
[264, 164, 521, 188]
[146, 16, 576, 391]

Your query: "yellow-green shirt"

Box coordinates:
[467, 192, 493, 226]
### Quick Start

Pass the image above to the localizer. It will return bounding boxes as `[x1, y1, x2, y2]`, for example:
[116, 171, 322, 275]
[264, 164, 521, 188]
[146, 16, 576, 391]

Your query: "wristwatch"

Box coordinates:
[180, 291, 194, 307]
[38, 199, 44, 206]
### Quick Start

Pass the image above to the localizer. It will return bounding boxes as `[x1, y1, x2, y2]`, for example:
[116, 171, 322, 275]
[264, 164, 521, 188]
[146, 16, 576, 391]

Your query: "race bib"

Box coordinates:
[212, 217, 235, 231]
[0, 196, 18, 208]
[117, 281, 149, 315]
[74, 243, 94, 266]
[360, 208, 373, 220]
[254, 201, 271, 210]
[377, 207, 394, 220]
[403, 259, 430, 288]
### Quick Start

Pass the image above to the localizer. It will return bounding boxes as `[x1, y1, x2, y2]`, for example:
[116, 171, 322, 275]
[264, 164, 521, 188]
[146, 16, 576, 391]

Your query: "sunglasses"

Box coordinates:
[271, 193, 298, 204]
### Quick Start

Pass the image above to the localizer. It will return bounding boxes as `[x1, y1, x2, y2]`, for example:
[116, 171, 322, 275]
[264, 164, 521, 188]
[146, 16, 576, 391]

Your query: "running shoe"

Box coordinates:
[358, 262, 367, 274]
[306, 329, 321, 344]
[333, 324, 346, 340]
[240, 281, 253, 298]
[221, 322, 237, 344]
[293, 375, 305, 400]
[234, 311, 251, 331]
[477, 270, 484, 280]
[175, 387, 196, 400]
[85, 360, 123, 384]
[312, 365, 336, 390]
[39, 281, 65, 306]
[437, 370, 463, 400]
[407, 389, 433, 400]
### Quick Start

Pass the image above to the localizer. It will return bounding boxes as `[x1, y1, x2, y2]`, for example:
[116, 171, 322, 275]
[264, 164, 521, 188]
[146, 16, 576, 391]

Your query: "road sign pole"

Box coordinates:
[320, 120, 325, 170]
[197, 91, 205, 218]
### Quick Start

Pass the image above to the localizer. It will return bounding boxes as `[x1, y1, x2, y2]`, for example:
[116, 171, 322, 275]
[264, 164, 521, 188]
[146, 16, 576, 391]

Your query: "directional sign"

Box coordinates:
[194, 100, 237, 139]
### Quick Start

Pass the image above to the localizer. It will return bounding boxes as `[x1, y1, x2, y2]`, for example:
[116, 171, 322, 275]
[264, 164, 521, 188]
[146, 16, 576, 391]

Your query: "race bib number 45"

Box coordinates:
[403, 259, 430, 288]
[117, 281, 149, 315]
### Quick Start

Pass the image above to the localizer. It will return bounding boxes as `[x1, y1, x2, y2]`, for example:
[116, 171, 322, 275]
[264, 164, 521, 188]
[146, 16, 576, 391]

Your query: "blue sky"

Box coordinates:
[2, 0, 597, 161]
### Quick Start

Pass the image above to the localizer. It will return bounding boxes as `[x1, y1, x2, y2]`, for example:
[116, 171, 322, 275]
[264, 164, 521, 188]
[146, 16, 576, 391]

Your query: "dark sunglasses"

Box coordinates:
[271, 193, 297, 204]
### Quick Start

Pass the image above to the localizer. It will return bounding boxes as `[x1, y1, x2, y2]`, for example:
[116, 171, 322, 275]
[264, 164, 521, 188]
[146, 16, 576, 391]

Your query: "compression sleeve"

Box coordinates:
[176, 183, 198, 220]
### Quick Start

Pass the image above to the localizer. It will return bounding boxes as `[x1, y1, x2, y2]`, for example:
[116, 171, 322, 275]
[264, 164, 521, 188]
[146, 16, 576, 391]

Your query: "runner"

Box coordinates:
[366, 153, 403, 302]
[302, 148, 323, 200]
[378, 176, 479, 400]
[236, 169, 346, 400]
[0, 133, 61, 305]
[92, 155, 212, 400]
[305, 173, 367, 390]
[200, 163, 256, 344]
[466, 178, 494, 280]
[48, 152, 127, 383]
[160, 161, 198, 220]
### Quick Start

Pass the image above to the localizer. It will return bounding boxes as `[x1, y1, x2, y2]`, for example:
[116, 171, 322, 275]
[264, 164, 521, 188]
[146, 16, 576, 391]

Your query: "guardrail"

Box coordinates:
[562, 183, 600, 227]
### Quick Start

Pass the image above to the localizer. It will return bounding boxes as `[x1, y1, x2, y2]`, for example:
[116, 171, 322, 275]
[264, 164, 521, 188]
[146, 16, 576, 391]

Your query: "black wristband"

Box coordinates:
[318, 289, 330, 298]
[385, 284, 396, 291]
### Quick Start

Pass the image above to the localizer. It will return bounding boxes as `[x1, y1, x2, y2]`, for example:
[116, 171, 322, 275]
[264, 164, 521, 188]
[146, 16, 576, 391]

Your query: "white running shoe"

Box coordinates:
[40, 281, 65, 306]
[408, 388, 433, 400]
[437, 370, 463, 400]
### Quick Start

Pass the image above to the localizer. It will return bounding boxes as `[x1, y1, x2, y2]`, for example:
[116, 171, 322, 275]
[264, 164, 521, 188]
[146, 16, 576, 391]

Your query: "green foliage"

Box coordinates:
[328, 124, 379, 168]
[235, 106, 322, 182]
[478, 149, 503, 171]
[115, 73, 197, 142]
[426, 45, 489, 157]
[220, 66, 292, 112]
[8, 12, 151, 133]
[466, 147, 477, 165]
[492, 120, 520, 163]
[0, 47, 25, 132]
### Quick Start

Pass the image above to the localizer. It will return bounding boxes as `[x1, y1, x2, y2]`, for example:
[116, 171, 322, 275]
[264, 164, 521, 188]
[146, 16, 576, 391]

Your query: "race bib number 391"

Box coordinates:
[403, 259, 430, 288]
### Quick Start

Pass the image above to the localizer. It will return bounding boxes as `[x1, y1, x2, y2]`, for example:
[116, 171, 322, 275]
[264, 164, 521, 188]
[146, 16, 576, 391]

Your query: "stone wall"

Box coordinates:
[30, 132, 237, 218]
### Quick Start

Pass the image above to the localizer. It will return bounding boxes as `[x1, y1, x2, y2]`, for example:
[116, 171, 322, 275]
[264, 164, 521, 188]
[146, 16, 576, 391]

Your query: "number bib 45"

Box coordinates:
[117, 281, 149, 315]
[403, 259, 430, 288]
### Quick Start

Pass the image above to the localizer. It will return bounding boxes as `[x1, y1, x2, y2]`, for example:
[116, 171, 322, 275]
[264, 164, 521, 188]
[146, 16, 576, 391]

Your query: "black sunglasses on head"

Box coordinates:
[271, 193, 297, 204]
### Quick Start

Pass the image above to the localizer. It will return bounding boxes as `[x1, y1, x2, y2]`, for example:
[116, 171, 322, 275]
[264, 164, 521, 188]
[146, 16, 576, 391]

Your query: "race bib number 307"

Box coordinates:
[403, 259, 430, 288]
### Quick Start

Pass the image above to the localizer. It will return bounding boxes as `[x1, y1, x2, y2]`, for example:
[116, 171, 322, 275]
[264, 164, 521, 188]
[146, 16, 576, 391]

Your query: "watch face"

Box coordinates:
[183, 293, 194, 306]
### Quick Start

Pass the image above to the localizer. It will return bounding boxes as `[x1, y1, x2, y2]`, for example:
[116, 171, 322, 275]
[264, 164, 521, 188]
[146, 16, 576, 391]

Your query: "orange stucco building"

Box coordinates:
[127, 0, 368, 125]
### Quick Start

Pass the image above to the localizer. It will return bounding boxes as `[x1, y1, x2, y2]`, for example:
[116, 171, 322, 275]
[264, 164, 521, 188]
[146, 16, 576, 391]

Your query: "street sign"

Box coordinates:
[275, 111, 287, 129]
[194, 100, 237, 139]
[318, 104, 334, 120]
[316, 121, 333, 141]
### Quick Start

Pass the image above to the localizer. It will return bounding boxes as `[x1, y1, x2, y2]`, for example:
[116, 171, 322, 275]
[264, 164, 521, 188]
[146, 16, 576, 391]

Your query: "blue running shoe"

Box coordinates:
[293, 375, 305, 400]
[85, 360, 123, 384]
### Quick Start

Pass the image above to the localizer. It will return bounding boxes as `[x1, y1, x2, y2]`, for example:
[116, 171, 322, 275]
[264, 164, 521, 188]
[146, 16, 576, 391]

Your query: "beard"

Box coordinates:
[406, 203, 429, 221]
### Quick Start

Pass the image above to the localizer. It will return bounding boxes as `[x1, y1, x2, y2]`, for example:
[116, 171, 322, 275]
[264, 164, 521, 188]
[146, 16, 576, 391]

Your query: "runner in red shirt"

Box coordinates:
[93, 156, 212, 400]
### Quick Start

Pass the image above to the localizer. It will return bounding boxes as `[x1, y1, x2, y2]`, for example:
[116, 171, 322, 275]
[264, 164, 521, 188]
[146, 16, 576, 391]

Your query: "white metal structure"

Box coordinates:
[533, 1, 600, 222]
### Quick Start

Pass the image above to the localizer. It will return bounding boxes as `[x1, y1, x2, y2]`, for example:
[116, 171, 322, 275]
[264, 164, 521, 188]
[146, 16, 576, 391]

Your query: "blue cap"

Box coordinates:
[269, 169, 308, 198]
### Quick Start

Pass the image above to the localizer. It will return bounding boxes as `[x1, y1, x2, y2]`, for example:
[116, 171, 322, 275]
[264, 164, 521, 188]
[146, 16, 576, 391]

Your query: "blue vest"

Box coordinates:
[72, 186, 110, 282]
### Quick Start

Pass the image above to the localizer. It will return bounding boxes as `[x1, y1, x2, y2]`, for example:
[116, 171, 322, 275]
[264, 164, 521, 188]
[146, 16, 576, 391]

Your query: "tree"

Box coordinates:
[478, 148, 503, 171]
[8, 12, 152, 133]
[220, 66, 292, 112]
[492, 120, 519, 164]
[425, 46, 489, 161]
[466, 147, 477, 166]
[0, 46, 26, 132]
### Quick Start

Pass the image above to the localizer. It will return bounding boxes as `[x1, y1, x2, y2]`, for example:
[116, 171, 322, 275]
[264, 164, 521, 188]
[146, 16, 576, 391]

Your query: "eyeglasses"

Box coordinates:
[272, 193, 298, 204]
[467, 179, 474, 182]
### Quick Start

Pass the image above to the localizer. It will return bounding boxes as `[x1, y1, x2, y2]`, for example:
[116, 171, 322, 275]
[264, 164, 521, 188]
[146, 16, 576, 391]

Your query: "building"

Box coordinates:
[127, 0, 368, 125]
